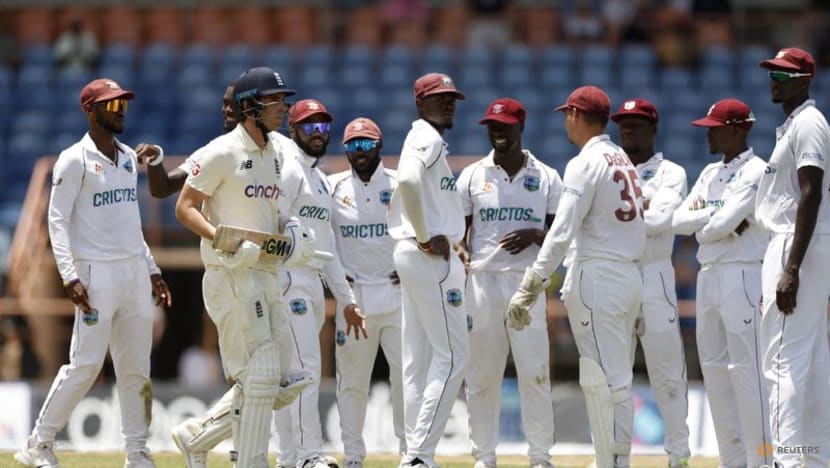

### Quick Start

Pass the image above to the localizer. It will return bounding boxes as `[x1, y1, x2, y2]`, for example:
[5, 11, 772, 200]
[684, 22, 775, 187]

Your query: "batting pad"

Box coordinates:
[234, 341, 280, 468]
[183, 388, 234, 453]
[579, 357, 629, 468]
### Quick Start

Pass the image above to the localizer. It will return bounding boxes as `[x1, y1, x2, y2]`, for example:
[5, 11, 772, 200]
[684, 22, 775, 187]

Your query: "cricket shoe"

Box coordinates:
[299, 457, 337, 468]
[399, 457, 430, 468]
[124, 450, 156, 468]
[473, 461, 496, 468]
[530, 460, 555, 468]
[343, 460, 363, 468]
[14, 435, 61, 468]
[274, 369, 315, 410]
[171, 418, 208, 468]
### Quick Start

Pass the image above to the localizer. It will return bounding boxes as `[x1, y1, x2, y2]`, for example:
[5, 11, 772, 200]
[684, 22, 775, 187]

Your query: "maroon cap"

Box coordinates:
[80, 78, 135, 110]
[555, 85, 611, 116]
[343, 117, 383, 143]
[288, 99, 333, 126]
[692, 98, 755, 128]
[414, 73, 465, 101]
[611, 98, 659, 124]
[479, 98, 526, 125]
[760, 47, 815, 75]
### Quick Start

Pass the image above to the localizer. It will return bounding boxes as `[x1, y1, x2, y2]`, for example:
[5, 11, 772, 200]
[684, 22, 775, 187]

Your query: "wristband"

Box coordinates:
[64, 278, 80, 288]
[148, 151, 164, 166]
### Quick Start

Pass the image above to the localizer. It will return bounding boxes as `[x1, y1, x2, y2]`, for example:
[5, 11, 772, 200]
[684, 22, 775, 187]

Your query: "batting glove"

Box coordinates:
[507, 267, 546, 331]
[216, 240, 260, 270]
[282, 218, 316, 269]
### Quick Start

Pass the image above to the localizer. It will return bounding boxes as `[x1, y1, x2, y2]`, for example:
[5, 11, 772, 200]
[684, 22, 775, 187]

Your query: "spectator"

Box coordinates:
[467, 0, 512, 46]
[562, 0, 605, 46]
[53, 19, 99, 71]
[0, 316, 41, 380]
[0, 14, 20, 69]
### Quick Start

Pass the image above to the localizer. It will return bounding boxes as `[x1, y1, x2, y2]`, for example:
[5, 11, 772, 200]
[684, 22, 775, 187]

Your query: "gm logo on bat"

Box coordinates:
[262, 237, 290, 257]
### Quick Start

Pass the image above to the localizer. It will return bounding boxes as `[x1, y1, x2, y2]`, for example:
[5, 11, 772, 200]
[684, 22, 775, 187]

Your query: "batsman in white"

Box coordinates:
[507, 86, 646, 468]
[329, 117, 405, 468]
[610, 98, 691, 468]
[274, 99, 365, 468]
[173, 67, 315, 468]
[757, 48, 830, 468]
[15, 78, 172, 468]
[456, 98, 561, 468]
[673, 98, 770, 467]
[387, 72, 470, 468]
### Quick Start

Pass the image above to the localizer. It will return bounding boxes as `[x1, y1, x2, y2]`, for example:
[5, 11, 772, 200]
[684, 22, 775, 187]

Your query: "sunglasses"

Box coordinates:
[103, 98, 129, 112]
[299, 122, 331, 135]
[344, 138, 379, 153]
[767, 70, 812, 83]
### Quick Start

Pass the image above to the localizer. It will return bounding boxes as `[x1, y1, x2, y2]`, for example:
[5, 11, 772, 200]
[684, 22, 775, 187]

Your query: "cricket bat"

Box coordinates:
[213, 225, 333, 265]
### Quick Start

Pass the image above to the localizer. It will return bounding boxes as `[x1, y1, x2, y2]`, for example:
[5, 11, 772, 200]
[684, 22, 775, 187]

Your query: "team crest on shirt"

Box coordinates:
[191, 163, 201, 176]
[447, 288, 463, 308]
[482, 181, 494, 192]
[336, 330, 346, 346]
[94, 163, 103, 174]
[523, 175, 540, 192]
[123, 159, 134, 174]
[289, 298, 308, 315]
[379, 189, 393, 206]
[641, 169, 654, 181]
[340, 195, 354, 207]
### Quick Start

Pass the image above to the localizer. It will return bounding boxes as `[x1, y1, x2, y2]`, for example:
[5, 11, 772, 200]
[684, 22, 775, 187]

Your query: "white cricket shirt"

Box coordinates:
[673, 148, 767, 265]
[186, 124, 284, 267]
[387, 119, 465, 243]
[756, 99, 830, 234]
[532, 134, 646, 278]
[457, 150, 562, 272]
[637, 152, 687, 264]
[48, 133, 160, 283]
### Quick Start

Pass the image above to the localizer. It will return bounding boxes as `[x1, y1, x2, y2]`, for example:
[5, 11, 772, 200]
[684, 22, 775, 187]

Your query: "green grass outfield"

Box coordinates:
[0, 452, 722, 467]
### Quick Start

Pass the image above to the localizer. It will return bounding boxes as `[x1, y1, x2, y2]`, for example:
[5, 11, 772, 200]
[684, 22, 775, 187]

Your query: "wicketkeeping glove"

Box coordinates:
[216, 240, 261, 270]
[507, 267, 546, 331]
[283, 218, 316, 269]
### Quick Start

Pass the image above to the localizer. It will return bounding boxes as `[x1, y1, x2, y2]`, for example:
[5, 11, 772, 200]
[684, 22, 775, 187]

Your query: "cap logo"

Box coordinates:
[707, 104, 716, 116]
[623, 100, 636, 110]
[776, 50, 787, 59]
[352, 122, 365, 130]
[441, 76, 452, 86]
[492, 104, 504, 114]
[273, 73, 284, 86]
[307, 102, 320, 110]
[105, 80, 120, 90]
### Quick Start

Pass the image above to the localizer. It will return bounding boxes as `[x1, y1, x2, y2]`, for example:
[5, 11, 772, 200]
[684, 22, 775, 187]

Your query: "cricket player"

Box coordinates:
[15, 78, 172, 468]
[610, 98, 691, 468]
[274, 99, 363, 468]
[507, 85, 646, 468]
[672, 98, 770, 467]
[173, 66, 315, 468]
[329, 117, 405, 468]
[757, 48, 830, 468]
[457, 98, 560, 468]
[387, 72, 470, 468]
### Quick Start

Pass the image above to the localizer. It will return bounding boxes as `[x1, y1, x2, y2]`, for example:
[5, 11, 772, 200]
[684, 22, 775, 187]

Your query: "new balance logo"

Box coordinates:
[240, 160, 253, 170]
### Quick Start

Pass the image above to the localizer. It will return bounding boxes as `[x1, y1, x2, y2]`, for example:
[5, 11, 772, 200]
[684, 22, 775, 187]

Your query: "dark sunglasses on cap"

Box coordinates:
[767, 70, 812, 83]
[344, 138, 379, 153]
[299, 122, 331, 135]
[103, 98, 128, 112]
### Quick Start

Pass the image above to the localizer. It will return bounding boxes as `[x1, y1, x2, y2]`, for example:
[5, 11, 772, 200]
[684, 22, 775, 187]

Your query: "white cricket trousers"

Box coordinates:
[34, 256, 154, 453]
[335, 282, 404, 464]
[275, 268, 327, 465]
[696, 262, 770, 468]
[394, 238, 469, 466]
[633, 259, 690, 462]
[562, 258, 642, 463]
[465, 269, 554, 465]
[761, 233, 830, 468]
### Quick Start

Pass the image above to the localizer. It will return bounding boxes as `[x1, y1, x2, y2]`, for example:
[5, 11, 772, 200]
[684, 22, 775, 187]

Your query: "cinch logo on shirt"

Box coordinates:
[440, 176, 457, 191]
[478, 207, 540, 222]
[92, 188, 136, 207]
[298, 205, 329, 220]
[339, 223, 388, 238]
[244, 183, 280, 199]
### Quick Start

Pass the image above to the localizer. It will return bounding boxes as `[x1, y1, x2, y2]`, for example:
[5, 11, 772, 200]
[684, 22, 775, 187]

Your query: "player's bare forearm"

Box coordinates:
[147, 166, 187, 198]
[175, 185, 215, 240]
[785, 167, 823, 273]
